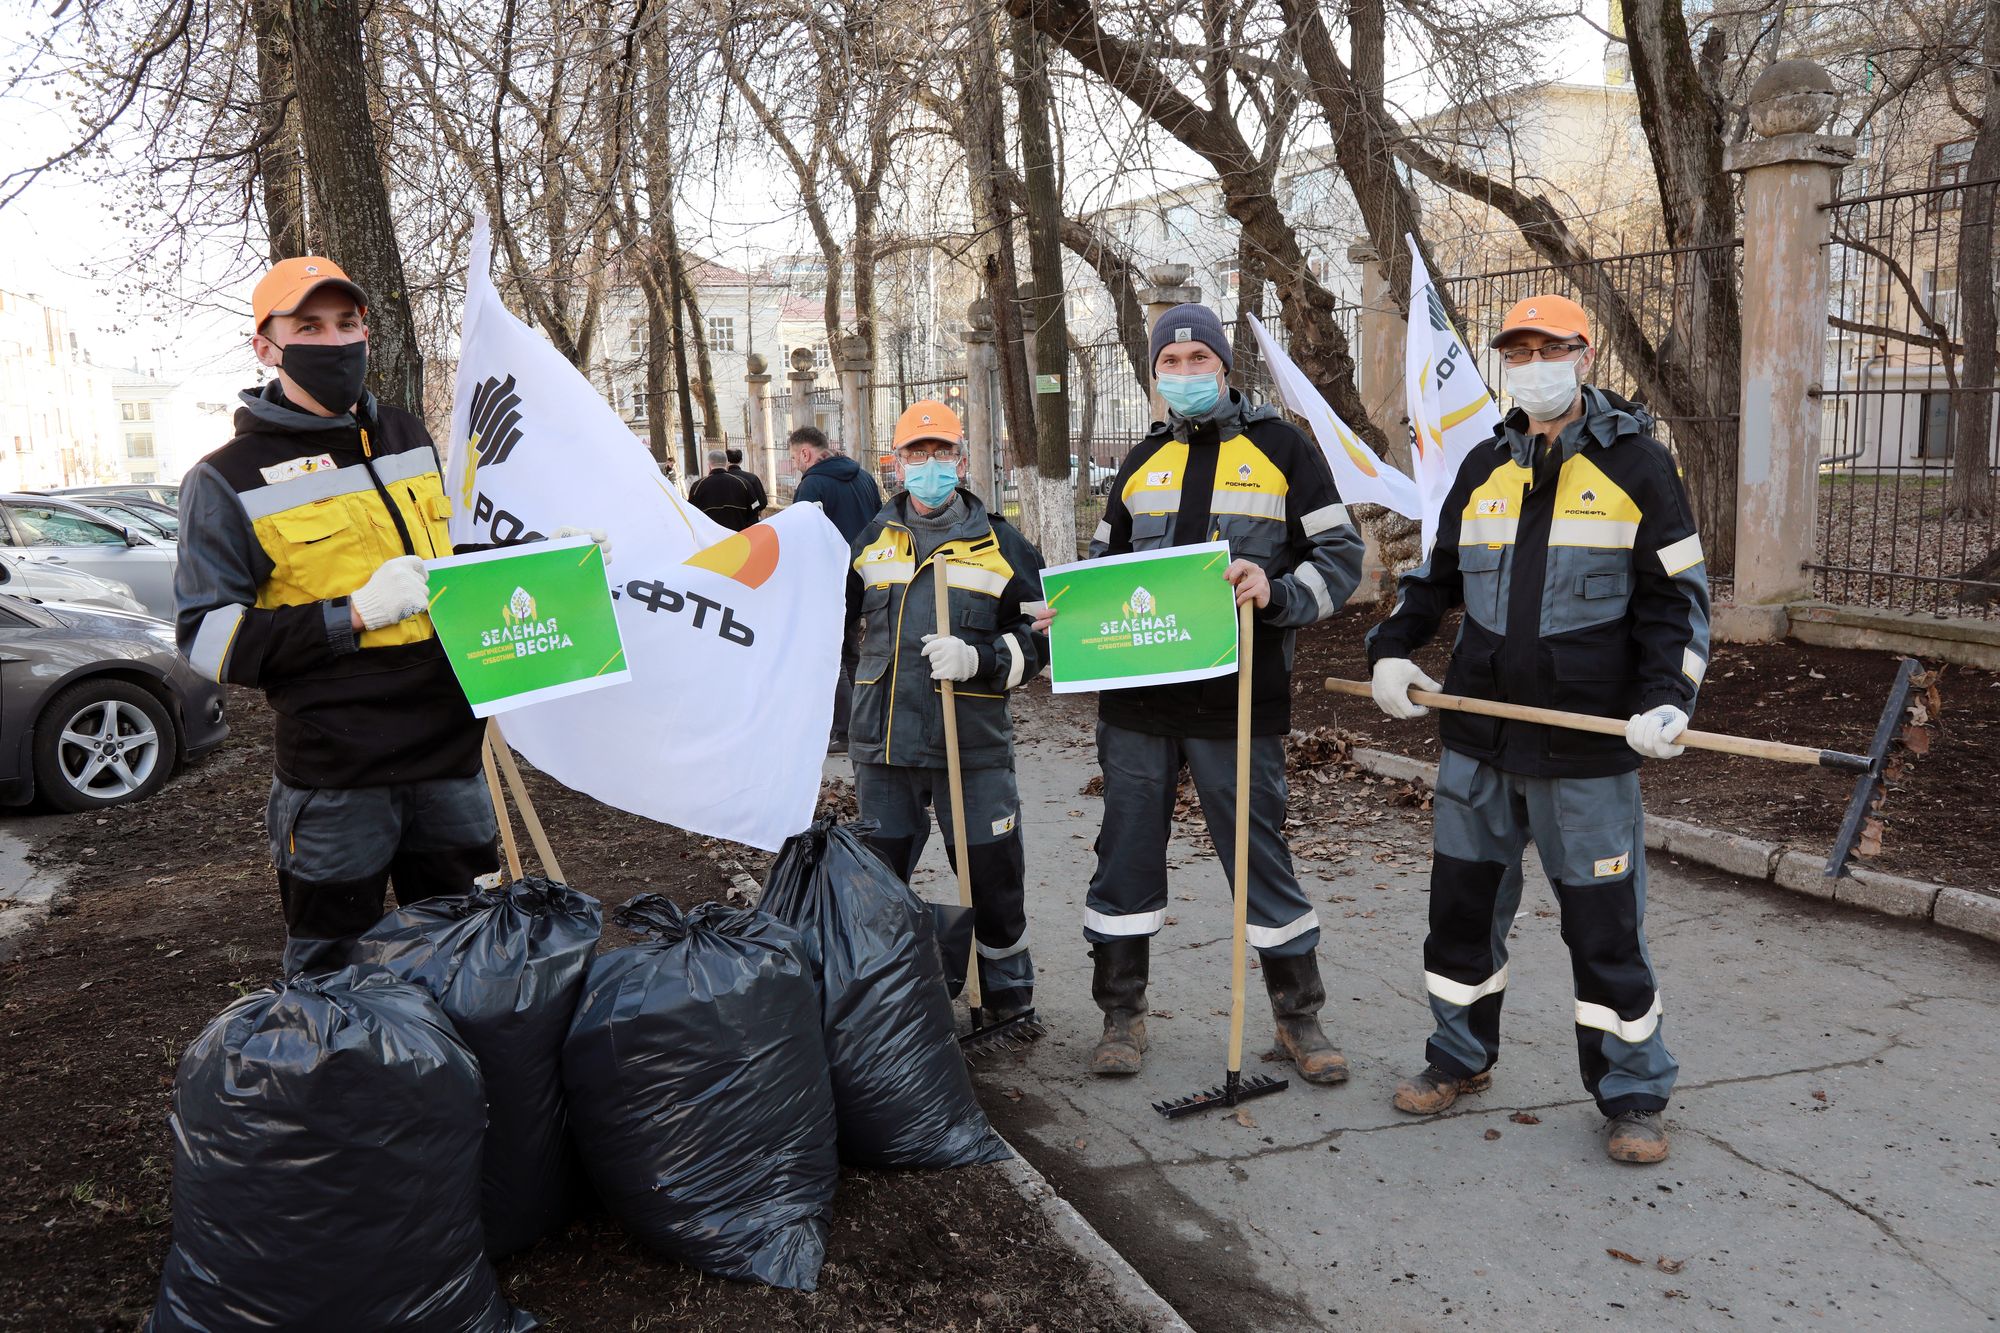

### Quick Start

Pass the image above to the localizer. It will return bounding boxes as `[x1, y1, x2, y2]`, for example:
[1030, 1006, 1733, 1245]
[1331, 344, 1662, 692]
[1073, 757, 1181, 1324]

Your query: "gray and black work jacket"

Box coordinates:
[1090, 390, 1365, 738]
[848, 488, 1048, 771]
[1367, 386, 1712, 777]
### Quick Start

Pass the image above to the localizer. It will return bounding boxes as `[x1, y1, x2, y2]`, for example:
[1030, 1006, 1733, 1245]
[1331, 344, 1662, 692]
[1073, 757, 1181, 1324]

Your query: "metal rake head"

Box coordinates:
[1153, 1070, 1289, 1120]
[959, 1008, 1048, 1059]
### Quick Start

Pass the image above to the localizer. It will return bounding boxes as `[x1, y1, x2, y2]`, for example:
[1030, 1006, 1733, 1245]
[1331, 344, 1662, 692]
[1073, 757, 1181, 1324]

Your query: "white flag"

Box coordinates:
[1247, 314, 1422, 519]
[1403, 236, 1498, 556]
[447, 215, 846, 851]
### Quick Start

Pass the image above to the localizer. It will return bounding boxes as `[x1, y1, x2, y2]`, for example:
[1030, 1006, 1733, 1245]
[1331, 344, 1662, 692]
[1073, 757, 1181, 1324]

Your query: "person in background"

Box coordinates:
[688, 448, 758, 531]
[725, 446, 768, 521]
[1366, 294, 1708, 1165]
[790, 425, 883, 753]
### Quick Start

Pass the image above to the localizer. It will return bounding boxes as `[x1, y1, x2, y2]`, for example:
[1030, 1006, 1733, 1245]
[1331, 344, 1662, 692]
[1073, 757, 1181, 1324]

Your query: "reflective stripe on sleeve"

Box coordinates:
[1245, 909, 1320, 950]
[1021, 599, 1049, 618]
[1425, 965, 1509, 1008]
[945, 564, 1008, 597]
[1574, 994, 1663, 1044]
[1093, 520, 1112, 545]
[1001, 633, 1026, 689]
[1301, 502, 1350, 536]
[1084, 907, 1166, 936]
[1657, 532, 1705, 575]
[1682, 647, 1707, 685]
[1296, 561, 1334, 620]
[186, 605, 246, 681]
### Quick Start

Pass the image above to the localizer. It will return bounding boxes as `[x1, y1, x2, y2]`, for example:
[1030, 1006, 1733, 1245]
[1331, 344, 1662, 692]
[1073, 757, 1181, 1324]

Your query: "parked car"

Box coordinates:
[0, 551, 149, 616]
[0, 592, 226, 811]
[0, 494, 179, 619]
[51, 483, 181, 509]
[1069, 454, 1119, 495]
[70, 496, 179, 543]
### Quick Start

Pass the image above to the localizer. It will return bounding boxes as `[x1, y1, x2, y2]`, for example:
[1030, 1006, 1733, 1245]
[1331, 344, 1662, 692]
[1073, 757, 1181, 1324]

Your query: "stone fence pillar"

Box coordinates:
[787, 345, 817, 435]
[837, 333, 874, 460]
[1724, 59, 1854, 636]
[964, 300, 999, 502]
[744, 352, 775, 492]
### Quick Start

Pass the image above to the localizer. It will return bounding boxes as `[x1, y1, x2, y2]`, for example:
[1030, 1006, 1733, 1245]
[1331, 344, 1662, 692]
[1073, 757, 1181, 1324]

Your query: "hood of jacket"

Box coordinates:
[804, 452, 864, 482]
[885, 485, 995, 541]
[233, 380, 382, 436]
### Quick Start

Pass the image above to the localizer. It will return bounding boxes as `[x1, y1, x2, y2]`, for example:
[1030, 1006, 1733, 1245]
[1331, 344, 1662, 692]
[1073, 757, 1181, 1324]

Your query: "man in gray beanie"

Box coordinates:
[1034, 302, 1366, 1084]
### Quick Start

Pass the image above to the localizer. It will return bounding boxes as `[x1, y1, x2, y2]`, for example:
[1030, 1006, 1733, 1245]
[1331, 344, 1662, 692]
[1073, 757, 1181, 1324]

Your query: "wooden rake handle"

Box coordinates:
[1323, 678, 1871, 773]
[934, 556, 981, 1010]
[1227, 601, 1254, 1077]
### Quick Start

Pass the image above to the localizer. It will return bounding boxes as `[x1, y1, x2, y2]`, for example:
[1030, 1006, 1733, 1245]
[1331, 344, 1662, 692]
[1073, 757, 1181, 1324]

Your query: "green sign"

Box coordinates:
[1040, 541, 1239, 693]
[425, 537, 630, 717]
[1035, 373, 1063, 395]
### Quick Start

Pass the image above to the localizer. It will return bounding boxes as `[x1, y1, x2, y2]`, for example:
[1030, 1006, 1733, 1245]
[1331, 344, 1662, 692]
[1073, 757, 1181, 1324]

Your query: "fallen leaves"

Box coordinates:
[1508, 1111, 1541, 1125]
[1232, 1107, 1258, 1129]
[1606, 1248, 1643, 1265]
[1483, 1128, 1502, 1141]
[1656, 1257, 1686, 1274]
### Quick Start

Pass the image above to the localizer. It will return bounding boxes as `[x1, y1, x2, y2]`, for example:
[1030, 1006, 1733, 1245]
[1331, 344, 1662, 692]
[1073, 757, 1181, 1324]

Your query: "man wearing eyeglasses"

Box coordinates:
[1366, 294, 1710, 1164]
[846, 400, 1048, 1018]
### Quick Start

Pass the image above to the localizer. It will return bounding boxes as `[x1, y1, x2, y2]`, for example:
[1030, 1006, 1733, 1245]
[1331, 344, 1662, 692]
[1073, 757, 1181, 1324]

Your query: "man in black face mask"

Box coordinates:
[173, 257, 600, 970]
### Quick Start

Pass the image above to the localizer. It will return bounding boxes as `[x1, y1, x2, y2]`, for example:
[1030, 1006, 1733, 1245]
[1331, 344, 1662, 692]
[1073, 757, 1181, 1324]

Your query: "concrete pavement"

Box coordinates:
[866, 695, 2000, 1332]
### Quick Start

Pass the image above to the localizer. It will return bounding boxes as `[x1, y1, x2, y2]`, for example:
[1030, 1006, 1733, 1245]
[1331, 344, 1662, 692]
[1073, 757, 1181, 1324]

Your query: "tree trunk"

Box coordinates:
[1948, 0, 2000, 521]
[1011, 10, 1076, 558]
[252, 0, 306, 263]
[660, 219, 701, 476]
[642, 272, 672, 468]
[1232, 228, 1267, 387]
[679, 267, 725, 444]
[287, 0, 422, 411]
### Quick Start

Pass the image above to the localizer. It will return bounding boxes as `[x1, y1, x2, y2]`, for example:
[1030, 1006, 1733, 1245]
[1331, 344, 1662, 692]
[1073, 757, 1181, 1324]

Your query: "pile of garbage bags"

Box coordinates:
[151, 816, 1007, 1321]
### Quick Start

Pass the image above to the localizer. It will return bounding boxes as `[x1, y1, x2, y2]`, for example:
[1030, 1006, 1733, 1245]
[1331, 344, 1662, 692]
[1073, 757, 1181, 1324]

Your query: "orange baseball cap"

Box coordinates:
[252, 257, 368, 331]
[1490, 294, 1589, 347]
[892, 399, 963, 450]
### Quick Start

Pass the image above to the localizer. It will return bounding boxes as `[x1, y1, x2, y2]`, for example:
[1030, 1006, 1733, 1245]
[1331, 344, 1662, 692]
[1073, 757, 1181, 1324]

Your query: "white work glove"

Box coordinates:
[551, 525, 612, 565]
[920, 633, 981, 683]
[1625, 705, 1690, 760]
[1371, 657, 1442, 720]
[350, 555, 431, 630]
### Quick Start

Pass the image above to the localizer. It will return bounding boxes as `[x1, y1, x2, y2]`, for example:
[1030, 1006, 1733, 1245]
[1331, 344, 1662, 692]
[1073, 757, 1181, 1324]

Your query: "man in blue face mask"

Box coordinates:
[1035, 301, 1366, 1084]
[846, 400, 1050, 1016]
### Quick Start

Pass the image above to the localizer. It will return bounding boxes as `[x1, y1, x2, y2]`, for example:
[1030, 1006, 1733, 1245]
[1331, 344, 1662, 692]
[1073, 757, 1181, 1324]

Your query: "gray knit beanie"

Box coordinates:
[1148, 303, 1233, 375]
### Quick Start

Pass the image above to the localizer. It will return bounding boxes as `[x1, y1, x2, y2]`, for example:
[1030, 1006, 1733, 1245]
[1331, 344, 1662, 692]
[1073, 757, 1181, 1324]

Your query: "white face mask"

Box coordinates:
[1506, 359, 1581, 420]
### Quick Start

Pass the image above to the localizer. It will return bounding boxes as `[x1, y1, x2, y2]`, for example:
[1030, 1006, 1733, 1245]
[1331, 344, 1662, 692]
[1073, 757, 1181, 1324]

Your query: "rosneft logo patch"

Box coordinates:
[1174, 327, 1193, 341]
[304, 264, 321, 274]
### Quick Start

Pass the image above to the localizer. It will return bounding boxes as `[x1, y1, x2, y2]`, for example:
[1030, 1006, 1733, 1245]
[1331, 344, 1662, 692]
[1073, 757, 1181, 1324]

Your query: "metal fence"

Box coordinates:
[1817, 176, 2000, 619]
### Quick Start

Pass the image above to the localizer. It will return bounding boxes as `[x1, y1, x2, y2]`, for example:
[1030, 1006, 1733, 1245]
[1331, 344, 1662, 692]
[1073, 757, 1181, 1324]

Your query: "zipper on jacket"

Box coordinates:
[358, 424, 418, 557]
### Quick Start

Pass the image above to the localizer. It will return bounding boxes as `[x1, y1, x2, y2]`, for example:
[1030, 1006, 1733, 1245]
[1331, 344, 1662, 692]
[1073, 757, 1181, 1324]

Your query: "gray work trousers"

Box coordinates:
[1083, 721, 1320, 958]
[854, 760, 1034, 1008]
[1422, 749, 1677, 1115]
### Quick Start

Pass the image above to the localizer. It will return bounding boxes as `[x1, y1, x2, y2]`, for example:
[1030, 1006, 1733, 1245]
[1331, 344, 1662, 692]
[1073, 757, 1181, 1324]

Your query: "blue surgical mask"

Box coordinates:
[1158, 371, 1222, 418]
[903, 458, 960, 508]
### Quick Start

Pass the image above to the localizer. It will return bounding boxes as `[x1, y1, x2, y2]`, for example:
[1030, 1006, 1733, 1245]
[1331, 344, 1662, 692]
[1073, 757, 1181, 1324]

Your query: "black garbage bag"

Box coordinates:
[150, 966, 536, 1333]
[931, 901, 973, 1000]
[561, 895, 836, 1290]
[350, 876, 602, 1257]
[761, 817, 1009, 1169]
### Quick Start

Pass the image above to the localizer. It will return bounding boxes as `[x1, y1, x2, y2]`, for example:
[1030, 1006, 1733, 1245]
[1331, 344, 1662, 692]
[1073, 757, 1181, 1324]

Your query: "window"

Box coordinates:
[136, 401, 152, 421]
[6, 505, 126, 546]
[706, 316, 736, 353]
[1918, 392, 1954, 460]
[1933, 139, 1975, 190]
[127, 433, 155, 459]
[1922, 267, 1959, 338]
[625, 320, 646, 356]
[120, 402, 135, 421]
[812, 342, 831, 370]
[1220, 261, 1241, 294]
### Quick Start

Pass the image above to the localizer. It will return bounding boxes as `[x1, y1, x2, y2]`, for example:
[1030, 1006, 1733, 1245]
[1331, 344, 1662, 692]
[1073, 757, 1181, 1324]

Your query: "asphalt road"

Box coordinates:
[871, 697, 2000, 1332]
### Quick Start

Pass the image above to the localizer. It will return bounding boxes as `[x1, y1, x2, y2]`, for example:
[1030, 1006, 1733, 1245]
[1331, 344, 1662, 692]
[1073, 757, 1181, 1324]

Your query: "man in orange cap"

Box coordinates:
[173, 256, 599, 970]
[1365, 293, 1709, 1164]
[847, 400, 1047, 1017]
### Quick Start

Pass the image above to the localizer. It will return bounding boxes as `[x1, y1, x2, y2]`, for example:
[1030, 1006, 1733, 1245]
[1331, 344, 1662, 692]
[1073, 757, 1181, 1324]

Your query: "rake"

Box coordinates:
[1155, 600, 1288, 1119]
[934, 555, 1045, 1057]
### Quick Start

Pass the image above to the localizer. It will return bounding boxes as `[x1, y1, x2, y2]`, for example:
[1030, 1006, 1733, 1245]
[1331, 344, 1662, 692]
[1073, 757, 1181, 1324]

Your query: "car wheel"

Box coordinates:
[32, 679, 177, 813]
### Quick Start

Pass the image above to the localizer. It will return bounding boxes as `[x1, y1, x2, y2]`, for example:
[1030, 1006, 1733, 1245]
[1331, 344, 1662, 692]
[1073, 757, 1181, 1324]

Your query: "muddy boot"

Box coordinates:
[1088, 938, 1148, 1076]
[1605, 1110, 1671, 1164]
[1390, 1065, 1493, 1115]
[1260, 952, 1349, 1085]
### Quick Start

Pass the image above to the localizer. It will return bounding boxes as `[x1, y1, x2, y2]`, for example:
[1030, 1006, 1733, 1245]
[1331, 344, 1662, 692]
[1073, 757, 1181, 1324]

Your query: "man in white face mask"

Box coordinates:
[1364, 294, 1711, 1165]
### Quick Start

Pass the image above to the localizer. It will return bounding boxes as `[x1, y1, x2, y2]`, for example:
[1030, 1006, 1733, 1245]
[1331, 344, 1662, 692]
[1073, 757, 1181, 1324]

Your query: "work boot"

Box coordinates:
[1260, 952, 1349, 1085]
[1088, 938, 1149, 1076]
[1605, 1110, 1671, 1164]
[1390, 1065, 1493, 1115]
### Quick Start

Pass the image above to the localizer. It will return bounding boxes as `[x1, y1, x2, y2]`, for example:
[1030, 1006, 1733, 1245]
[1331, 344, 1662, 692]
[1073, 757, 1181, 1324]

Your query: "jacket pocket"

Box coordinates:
[1457, 542, 1506, 632]
[1439, 619, 1503, 755]
[265, 500, 387, 602]
[1129, 512, 1173, 549]
[1545, 632, 1641, 760]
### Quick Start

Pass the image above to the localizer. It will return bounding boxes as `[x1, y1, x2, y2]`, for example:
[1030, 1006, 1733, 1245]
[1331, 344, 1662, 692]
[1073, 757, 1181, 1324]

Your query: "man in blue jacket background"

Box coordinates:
[790, 425, 883, 751]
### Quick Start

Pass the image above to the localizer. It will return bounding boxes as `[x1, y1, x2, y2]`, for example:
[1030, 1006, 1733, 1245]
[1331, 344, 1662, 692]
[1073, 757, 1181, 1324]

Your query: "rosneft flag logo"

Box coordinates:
[462, 373, 526, 506]
[685, 523, 780, 590]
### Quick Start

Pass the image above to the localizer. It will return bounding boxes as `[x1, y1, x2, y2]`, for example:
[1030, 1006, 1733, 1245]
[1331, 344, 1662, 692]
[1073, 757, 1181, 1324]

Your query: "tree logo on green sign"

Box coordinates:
[505, 586, 538, 625]
[1126, 586, 1155, 616]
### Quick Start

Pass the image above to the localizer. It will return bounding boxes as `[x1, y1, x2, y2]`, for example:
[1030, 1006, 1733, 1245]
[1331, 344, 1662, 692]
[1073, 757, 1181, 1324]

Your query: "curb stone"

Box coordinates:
[994, 1138, 1196, 1333]
[1346, 747, 1997, 948]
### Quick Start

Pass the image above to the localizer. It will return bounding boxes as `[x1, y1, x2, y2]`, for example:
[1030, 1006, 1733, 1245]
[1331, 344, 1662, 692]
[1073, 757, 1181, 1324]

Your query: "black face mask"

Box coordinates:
[277, 339, 369, 415]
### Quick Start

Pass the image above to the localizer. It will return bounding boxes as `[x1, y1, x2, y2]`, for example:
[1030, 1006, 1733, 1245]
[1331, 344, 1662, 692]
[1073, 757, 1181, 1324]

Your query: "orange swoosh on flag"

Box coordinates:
[684, 523, 780, 589]
[1336, 427, 1379, 478]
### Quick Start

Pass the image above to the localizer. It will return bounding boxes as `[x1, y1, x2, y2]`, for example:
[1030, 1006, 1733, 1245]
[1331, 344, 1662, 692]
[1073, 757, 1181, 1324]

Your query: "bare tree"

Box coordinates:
[1948, 0, 1999, 520]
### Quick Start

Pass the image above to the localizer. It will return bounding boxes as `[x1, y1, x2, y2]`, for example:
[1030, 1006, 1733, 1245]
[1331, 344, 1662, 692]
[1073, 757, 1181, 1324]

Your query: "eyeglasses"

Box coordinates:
[898, 443, 962, 463]
[1499, 342, 1587, 367]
